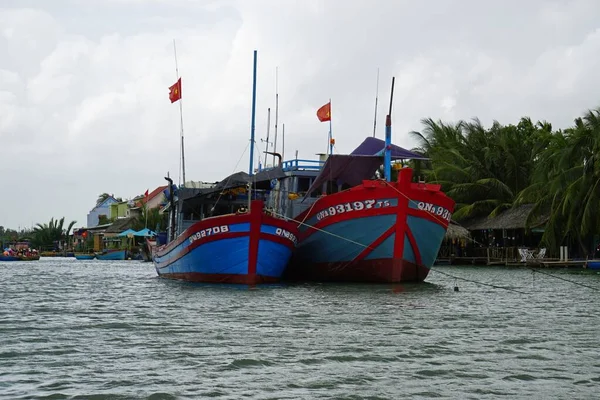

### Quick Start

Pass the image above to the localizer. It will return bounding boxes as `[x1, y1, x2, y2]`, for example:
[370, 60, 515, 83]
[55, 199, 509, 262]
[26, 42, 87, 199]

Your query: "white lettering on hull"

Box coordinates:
[417, 202, 451, 222]
[189, 225, 230, 244]
[316, 199, 392, 222]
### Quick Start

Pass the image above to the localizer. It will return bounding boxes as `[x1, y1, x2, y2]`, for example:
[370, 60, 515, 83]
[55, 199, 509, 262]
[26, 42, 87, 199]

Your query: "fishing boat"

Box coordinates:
[266, 78, 455, 283]
[0, 254, 40, 261]
[152, 49, 299, 285]
[74, 253, 96, 260]
[95, 249, 126, 260]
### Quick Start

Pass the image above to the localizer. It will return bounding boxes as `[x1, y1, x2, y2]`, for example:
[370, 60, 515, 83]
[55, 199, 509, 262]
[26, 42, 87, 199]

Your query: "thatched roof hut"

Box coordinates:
[462, 204, 547, 231]
[445, 222, 470, 240]
[104, 217, 138, 238]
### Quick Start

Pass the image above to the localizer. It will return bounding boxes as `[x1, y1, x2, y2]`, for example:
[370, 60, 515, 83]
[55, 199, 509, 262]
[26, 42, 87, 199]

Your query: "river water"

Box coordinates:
[1, 258, 599, 399]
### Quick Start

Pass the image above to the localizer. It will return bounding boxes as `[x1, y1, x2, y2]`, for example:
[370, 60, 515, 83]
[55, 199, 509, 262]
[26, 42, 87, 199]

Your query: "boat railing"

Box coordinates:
[280, 159, 325, 172]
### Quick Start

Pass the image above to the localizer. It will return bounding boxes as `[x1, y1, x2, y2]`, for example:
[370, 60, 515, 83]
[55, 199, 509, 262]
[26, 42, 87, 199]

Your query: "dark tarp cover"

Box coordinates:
[303, 155, 383, 199]
[186, 166, 287, 200]
[350, 137, 428, 160]
[304, 137, 427, 198]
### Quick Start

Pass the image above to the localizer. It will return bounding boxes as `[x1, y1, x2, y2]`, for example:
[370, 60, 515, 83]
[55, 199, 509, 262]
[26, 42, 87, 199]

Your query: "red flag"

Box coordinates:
[169, 78, 182, 103]
[144, 189, 149, 198]
[317, 101, 331, 122]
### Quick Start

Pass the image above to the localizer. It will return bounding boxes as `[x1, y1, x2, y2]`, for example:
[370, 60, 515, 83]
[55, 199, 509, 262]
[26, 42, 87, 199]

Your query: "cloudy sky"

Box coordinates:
[1, 0, 600, 230]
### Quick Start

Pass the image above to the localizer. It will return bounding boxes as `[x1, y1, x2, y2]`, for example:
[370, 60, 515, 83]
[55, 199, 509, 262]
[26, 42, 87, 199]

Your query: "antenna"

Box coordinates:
[373, 68, 379, 137]
[262, 108, 271, 167]
[384, 76, 395, 182]
[273, 67, 279, 167]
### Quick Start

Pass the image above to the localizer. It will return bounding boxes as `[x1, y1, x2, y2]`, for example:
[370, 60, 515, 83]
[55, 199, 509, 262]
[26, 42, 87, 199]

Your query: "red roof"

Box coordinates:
[135, 185, 168, 207]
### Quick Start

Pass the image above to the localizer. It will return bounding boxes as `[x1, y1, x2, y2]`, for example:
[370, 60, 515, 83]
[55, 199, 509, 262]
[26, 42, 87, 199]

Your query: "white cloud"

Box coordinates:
[1, 0, 600, 229]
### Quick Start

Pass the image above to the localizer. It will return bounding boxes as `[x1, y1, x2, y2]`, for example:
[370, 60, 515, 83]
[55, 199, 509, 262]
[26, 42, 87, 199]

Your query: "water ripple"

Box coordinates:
[0, 260, 599, 399]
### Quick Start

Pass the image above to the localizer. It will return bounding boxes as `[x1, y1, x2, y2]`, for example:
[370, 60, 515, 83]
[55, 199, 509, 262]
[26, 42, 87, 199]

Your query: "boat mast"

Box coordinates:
[282, 123, 285, 161]
[272, 67, 279, 167]
[384, 76, 395, 182]
[249, 50, 258, 176]
[262, 108, 271, 168]
[173, 39, 186, 188]
[373, 68, 379, 137]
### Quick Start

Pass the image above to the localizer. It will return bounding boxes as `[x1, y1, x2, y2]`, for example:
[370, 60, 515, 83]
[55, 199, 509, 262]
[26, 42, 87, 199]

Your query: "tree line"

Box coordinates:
[409, 107, 600, 256]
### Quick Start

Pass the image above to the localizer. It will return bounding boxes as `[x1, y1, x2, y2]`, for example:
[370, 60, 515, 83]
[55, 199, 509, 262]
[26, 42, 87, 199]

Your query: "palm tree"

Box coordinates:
[96, 193, 111, 206]
[517, 108, 600, 255]
[31, 217, 77, 250]
[410, 116, 551, 222]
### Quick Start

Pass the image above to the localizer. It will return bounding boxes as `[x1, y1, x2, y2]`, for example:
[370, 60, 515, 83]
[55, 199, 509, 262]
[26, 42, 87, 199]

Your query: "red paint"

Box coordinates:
[291, 167, 455, 283]
[300, 207, 397, 237]
[156, 212, 252, 255]
[154, 199, 299, 284]
[247, 200, 263, 276]
[160, 272, 281, 285]
[350, 223, 396, 264]
[404, 226, 422, 266]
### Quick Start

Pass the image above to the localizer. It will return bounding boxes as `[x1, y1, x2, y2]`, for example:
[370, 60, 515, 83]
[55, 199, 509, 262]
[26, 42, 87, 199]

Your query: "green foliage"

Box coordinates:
[133, 205, 168, 232]
[413, 107, 600, 255]
[411, 116, 552, 221]
[30, 217, 77, 250]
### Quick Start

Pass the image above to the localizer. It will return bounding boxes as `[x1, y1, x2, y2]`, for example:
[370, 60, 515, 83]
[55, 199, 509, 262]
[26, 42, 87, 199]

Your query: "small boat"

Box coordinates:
[95, 249, 126, 260]
[141, 238, 156, 262]
[74, 253, 96, 260]
[586, 260, 600, 270]
[0, 255, 40, 261]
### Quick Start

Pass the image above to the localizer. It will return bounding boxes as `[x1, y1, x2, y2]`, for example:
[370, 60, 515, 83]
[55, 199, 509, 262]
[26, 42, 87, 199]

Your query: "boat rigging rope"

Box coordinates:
[525, 267, 599, 292]
[211, 142, 250, 211]
[382, 181, 600, 292]
[269, 210, 372, 249]
[429, 267, 528, 294]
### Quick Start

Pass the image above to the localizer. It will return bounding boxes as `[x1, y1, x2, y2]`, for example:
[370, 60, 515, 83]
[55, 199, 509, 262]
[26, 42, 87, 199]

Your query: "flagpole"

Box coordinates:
[249, 50, 257, 176]
[173, 39, 186, 188]
[373, 67, 379, 137]
[328, 98, 333, 156]
[273, 66, 279, 167]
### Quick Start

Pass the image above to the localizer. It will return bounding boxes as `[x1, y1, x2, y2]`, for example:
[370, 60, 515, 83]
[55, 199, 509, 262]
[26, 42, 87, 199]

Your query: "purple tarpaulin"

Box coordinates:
[350, 137, 428, 160]
[304, 137, 427, 198]
[304, 155, 383, 198]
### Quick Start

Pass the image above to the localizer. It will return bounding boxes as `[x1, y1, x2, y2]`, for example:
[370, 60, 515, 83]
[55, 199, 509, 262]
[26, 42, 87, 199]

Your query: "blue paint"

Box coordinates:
[296, 212, 446, 270]
[96, 250, 126, 260]
[406, 215, 446, 268]
[256, 239, 293, 278]
[299, 199, 399, 233]
[157, 237, 250, 275]
[249, 50, 257, 176]
[157, 222, 250, 260]
[297, 214, 395, 264]
[402, 234, 416, 264]
[364, 233, 396, 261]
[154, 221, 295, 280]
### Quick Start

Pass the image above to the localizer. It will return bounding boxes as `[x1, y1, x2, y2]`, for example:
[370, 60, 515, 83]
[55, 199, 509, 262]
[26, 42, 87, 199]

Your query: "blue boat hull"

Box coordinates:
[0, 255, 40, 261]
[153, 201, 298, 285]
[74, 254, 96, 260]
[96, 250, 126, 260]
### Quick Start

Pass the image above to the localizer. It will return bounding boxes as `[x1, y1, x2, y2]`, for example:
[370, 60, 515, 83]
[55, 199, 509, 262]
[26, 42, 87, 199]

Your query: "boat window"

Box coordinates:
[297, 177, 311, 193]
